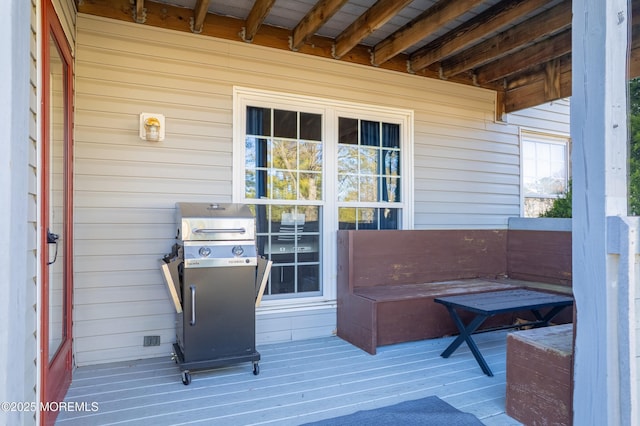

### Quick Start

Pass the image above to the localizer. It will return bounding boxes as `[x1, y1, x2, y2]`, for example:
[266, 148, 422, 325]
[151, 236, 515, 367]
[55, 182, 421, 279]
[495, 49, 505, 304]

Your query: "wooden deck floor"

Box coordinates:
[56, 331, 522, 425]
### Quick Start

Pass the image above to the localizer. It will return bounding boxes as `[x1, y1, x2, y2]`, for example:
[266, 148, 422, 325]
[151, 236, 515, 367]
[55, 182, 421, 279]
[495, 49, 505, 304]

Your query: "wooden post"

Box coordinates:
[0, 0, 31, 424]
[571, 0, 634, 424]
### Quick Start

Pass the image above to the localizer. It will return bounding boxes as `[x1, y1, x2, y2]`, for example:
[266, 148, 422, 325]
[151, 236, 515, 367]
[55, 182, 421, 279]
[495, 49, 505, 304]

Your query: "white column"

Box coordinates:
[0, 0, 32, 425]
[571, 0, 633, 424]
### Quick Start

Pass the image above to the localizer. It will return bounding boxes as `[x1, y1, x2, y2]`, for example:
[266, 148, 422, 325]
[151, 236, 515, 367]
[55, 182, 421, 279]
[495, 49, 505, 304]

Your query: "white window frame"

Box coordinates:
[519, 129, 571, 217]
[233, 87, 414, 310]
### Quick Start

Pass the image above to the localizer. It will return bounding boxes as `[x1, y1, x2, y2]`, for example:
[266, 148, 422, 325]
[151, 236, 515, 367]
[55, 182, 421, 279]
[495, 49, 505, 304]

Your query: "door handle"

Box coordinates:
[47, 229, 59, 265]
[189, 285, 196, 326]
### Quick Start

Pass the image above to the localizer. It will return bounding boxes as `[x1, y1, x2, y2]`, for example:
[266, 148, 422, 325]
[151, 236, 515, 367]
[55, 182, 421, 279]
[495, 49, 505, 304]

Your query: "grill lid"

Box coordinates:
[177, 202, 256, 242]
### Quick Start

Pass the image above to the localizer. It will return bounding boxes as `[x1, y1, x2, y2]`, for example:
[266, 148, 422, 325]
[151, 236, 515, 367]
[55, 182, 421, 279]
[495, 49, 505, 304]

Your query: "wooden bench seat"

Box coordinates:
[355, 278, 515, 302]
[354, 279, 522, 354]
[337, 229, 572, 355]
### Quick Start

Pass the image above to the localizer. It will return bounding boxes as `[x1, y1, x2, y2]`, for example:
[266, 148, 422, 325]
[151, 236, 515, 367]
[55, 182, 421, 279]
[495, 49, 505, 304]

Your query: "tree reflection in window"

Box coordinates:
[337, 117, 401, 230]
[246, 107, 322, 201]
[245, 107, 323, 298]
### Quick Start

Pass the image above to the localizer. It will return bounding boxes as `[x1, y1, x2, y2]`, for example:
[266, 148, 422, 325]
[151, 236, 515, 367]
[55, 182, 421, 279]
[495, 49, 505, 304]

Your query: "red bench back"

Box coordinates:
[337, 229, 508, 289]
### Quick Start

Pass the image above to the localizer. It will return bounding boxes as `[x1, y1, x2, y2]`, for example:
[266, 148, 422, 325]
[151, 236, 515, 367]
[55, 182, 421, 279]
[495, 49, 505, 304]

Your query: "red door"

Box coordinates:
[41, 1, 74, 424]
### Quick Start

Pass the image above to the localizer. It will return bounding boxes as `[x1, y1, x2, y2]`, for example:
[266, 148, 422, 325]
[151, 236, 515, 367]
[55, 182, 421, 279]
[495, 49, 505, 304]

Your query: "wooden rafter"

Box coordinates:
[332, 0, 413, 59]
[409, 0, 552, 73]
[291, 0, 349, 51]
[630, 46, 640, 79]
[134, 0, 145, 24]
[505, 53, 571, 90]
[544, 58, 562, 100]
[634, 2, 640, 27]
[243, 0, 276, 42]
[475, 29, 571, 84]
[371, 0, 483, 66]
[75, 0, 640, 112]
[441, 0, 571, 79]
[504, 55, 572, 112]
[192, 0, 210, 34]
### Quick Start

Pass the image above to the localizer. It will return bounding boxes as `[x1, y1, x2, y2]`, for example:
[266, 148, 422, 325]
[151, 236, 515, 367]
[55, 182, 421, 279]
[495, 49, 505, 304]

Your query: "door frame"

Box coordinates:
[40, 0, 74, 424]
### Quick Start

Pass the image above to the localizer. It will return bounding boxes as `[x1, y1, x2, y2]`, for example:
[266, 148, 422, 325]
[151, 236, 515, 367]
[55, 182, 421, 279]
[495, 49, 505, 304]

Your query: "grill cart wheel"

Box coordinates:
[253, 362, 260, 375]
[181, 371, 191, 386]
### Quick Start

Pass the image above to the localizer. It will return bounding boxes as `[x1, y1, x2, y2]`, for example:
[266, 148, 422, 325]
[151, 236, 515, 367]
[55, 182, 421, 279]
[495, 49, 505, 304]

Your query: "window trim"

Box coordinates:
[233, 87, 414, 309]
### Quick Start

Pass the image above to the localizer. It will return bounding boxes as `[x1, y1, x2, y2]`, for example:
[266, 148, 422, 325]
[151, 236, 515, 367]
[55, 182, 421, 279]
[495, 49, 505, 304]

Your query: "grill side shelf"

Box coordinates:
[160, 259, 182, 313]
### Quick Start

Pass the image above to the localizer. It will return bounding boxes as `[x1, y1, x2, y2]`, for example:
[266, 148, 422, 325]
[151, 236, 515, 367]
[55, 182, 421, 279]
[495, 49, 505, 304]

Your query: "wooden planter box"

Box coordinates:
[506, 323, 574, 426]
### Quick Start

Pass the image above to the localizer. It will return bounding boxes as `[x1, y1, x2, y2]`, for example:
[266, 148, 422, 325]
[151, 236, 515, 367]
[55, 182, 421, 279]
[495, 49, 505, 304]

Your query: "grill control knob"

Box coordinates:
[198, 247, 212, 257]
[232, 245, 244, 257]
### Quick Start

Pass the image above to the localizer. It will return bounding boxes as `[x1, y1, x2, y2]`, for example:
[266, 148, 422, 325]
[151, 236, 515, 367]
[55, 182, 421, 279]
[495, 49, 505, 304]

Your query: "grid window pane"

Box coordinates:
[360, 120, 380, 146]
[246, 107, 323, 203]
[269, 171, 297, 200]
[300, 113, 322, 141]
[338, 207, 401, 230]
[299, 142, 322, 171]
[246, 106, 271, 136]
[300, 172, 322, 200]
[250, 204, 322, 298]
[338, 117, 401, 208]
[274, 109, 297, 138]
[339, 117, 358, 144]
[272, 139, 297, 170]
[359, 176, 377, 202]
[337, 174, 358, 202]
[359, 147, 378, 174]
[243, 102, 406, 301]
[337, 146, 358, 174]
[522, 135, 570, 217]
[523, 139, 567, 197]
[382, 123, 400, 148]
[338, 207, 356, 229]
[245, 104, 323, 299]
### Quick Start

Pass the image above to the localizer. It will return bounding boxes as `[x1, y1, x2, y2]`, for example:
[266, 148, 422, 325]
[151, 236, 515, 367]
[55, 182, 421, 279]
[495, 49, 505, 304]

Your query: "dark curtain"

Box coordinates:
[247, 107, 269, 252]
[381, 123, 399, 229]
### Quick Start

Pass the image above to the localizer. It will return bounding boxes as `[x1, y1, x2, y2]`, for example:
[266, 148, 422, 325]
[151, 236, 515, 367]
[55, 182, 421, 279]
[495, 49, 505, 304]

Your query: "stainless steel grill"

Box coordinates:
[162, 202, 265, 385]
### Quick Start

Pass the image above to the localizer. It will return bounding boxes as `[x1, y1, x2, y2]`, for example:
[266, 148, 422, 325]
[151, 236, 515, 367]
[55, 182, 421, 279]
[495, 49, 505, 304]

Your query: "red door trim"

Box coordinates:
[41, 1, 74, 424]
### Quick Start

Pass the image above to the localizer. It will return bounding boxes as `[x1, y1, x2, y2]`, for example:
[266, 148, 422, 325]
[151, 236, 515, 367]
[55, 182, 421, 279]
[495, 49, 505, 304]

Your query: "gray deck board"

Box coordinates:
[57, 331, 522, 425]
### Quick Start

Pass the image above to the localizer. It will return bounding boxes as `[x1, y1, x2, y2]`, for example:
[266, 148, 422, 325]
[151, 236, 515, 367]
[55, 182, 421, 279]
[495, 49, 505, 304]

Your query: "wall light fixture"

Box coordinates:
[140, 113, 165, 142]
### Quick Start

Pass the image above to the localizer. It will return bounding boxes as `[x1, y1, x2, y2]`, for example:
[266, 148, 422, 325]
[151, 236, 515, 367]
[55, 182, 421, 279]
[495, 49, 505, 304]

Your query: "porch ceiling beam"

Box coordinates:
[440, 0, 571, 79]
[409, 0, 552, 73]
[243, 0, 276, 42]
[629, 45, 640, 79]
[192, 0, 210, 34]
[332, 0, 413, 59]
[505, 53, 571, 90]
[544, 58, 561, 101]
[371, 0, 483, 67]
[632, 24, 640, 50]
[634, 2, 640, 27]
[291, 0, 349, 51]
[76, 0, 590, 113]
[475, 29, 572, 85]
[503, 56, 571, 113]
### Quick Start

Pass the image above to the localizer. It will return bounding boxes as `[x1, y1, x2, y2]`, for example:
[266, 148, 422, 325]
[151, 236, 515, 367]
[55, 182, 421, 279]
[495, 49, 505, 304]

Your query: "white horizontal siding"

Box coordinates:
[52, 0, 76, 55]
[256, 306, 337, 344]
[506, 99, 571, 135]
[74, 14, 569, 365]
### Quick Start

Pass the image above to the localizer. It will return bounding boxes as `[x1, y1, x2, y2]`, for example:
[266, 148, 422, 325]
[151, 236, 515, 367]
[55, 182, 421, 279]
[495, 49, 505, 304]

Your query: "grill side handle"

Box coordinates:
[193, 228, 247, 235]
